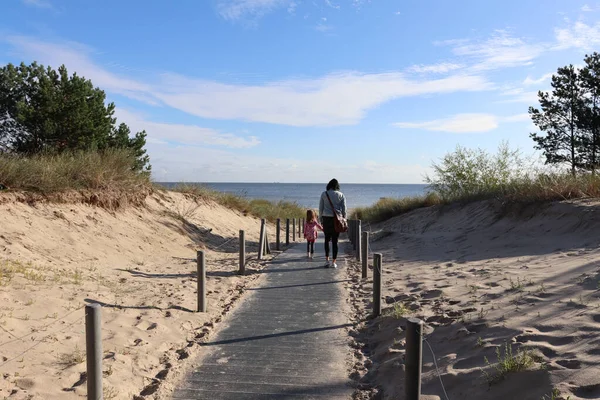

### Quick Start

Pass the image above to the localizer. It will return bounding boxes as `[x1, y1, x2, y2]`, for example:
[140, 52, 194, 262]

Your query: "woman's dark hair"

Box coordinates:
[326, 179, 340, 191]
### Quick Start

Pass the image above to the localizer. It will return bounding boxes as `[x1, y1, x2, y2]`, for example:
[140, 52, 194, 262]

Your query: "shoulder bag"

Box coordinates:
[325, 192, 348, 233]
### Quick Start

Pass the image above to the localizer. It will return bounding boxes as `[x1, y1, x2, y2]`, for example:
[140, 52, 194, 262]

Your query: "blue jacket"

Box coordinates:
[319, 189, 347, 219]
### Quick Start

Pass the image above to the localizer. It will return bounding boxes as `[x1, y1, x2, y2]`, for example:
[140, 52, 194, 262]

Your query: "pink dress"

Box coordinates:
[304, 220, 323, 242]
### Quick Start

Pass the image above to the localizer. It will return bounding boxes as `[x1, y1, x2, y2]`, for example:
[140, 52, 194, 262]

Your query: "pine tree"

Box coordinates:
[579, 53, 600, 174]
[530, 65, 586, 176]
[0, 62, 150, 172]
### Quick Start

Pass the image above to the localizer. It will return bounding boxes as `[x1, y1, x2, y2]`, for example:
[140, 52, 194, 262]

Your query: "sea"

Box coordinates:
[157, 182, 429, 209]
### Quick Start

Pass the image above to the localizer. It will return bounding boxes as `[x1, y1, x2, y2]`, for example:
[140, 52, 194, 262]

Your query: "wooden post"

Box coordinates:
[85, 303, 103, 400]
[276, 218, 281, 251]
[361, 231, 369, 279]
[292, 218, 296, 242]
[373, 253, 382, 318]
[405, 318, 424, 400]
[350, 220, 356, 249]
[197, 250, 206, 312]
[286, 218, 290, 245]
[265, 231, 271, 254]
[258, 218, 266, 260]
[348, 220, 352, 245]
[239, 230, 245, 275]
[356, 219, 362, 261]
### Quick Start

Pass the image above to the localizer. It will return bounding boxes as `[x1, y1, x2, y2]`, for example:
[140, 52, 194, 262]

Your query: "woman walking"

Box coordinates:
[319, 178, 347, 269]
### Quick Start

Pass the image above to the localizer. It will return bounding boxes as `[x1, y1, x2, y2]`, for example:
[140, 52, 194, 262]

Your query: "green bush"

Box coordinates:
[352, 141, 600, 223]
[425, 141, 528, 202]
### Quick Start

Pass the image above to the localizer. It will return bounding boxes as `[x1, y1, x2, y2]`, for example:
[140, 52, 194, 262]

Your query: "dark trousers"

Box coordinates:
[322, 216, 339, 259]
[306, 240, 315, 254]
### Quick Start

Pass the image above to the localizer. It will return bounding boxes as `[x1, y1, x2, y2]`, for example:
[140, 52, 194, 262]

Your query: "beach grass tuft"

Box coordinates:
[170, 183, 305, 222]
[351, 142, 600, 222]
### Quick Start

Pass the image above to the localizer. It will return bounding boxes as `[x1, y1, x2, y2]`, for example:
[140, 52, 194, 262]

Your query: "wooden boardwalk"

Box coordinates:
[172, 240, 353, 400]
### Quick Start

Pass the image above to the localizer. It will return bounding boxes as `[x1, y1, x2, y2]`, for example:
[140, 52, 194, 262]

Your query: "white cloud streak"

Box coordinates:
[5, 36, 492, 127]
[217, 0, 290, 21]
[394, 113, 499, 133]
[324, 0, 340, 9]
[438, 30, 546, 71]
[22, 0, 52, 8]
[147, 143, 429, 183]
[523, 73, 553, 86]
[407, 62, 465, 74]
[499, 87, 540, 104]
[555, 21, 600, 50]
[153, 72, 491, 126]
[393, 112, 530, 133]
[581, 4, 595, 12]
[114, 109, 261, 148]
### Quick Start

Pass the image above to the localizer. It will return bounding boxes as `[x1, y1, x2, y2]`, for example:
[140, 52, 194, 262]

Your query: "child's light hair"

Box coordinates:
[306, 209, 317, 222]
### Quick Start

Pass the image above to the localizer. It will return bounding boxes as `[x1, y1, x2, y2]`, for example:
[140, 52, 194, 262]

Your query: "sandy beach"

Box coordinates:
[347, 200, 600, 400]
[0, 191, 277, 400]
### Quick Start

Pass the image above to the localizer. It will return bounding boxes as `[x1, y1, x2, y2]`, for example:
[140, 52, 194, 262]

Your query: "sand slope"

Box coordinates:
[349, 200, 600, 400]
[0, 191, 274, 399]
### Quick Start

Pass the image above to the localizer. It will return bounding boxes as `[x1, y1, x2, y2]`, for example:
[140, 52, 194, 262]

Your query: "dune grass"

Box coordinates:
[351, 142, 600, 222]
[0, 149, 150, 193]
[352, 193, 442, 223]
[170, 183, 305, 222]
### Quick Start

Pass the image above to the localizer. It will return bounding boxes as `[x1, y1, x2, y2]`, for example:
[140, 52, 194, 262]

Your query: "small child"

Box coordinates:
[304, 209, 323, 259]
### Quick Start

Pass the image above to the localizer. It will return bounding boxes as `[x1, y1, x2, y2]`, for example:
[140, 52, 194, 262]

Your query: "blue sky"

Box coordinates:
[2, 0, 600, 183]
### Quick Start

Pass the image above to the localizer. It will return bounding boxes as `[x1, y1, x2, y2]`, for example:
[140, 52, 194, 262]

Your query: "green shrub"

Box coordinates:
[425, 141, 528, 202]
[353, 141, 600, 223]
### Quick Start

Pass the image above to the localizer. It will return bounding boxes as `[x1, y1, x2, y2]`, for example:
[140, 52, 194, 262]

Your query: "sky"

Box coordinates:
[1, 0, 600, 183]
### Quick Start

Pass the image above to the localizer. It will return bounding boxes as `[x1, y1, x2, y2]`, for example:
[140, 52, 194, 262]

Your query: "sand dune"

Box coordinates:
[348, 200, 600, 400]
[0, 191, 275, 400]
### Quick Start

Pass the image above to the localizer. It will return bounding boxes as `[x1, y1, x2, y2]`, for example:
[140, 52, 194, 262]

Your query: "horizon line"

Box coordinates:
[153, 181, 429, 185]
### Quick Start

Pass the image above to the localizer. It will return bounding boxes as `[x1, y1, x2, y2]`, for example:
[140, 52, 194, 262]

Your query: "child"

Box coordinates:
[304, 209, 323, 259]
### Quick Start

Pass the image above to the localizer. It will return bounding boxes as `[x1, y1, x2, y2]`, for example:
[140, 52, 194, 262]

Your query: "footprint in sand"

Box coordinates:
[555, 359, 582, 369]
[573, 383, 600, 399]
[515, 333, 576, 347]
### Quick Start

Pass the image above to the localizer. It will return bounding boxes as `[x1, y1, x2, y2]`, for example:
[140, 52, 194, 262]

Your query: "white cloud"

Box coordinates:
[523, 73, 553, 86]
[147, 143, 429, 183]
[502, 113, 530, 122]
[392, 112, 530, 133]
[315, 23, 333, 32]
[153, 72, 491, 127]
[407, 62, 464, 74]
[217, 0, 290, 21]
[6, 36, 154, 103]
[499, 87, 540, 103]
[324, 0, 340, 9]
[439, 30, 546, 71]
[22, 0, 52, 8]
[555, 21, 600, 50]
[394, 113, 499, 133]
[582, 4, 595, 12]
[114, 109, 261, 148]
[5, 36, 493, 127]
[287, 1, 297, 14]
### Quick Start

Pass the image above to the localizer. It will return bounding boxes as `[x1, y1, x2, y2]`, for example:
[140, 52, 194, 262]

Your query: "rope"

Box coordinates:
[0, 306, 82, 348]
[0, 307, 84, 368]
[213, 236, 236, 251]
[424, 337, 450, 400]
[0, 324, 20, 342]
